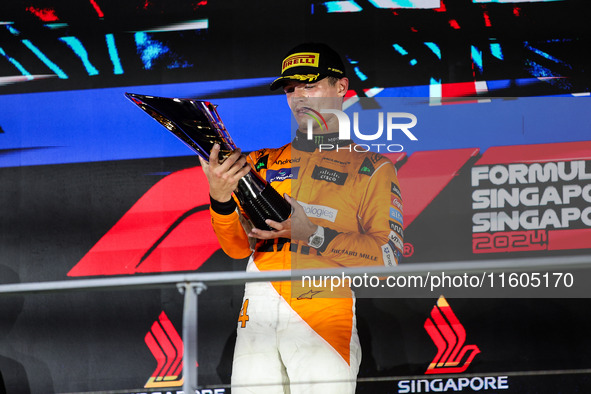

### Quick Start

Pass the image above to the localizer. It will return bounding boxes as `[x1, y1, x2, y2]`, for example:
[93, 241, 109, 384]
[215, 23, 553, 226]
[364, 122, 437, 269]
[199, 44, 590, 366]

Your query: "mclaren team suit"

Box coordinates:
[209, 131, 403, 393]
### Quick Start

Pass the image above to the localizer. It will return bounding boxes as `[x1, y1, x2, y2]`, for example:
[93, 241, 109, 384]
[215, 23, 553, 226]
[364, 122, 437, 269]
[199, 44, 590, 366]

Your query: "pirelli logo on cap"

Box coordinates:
[282, 52, 320, 73]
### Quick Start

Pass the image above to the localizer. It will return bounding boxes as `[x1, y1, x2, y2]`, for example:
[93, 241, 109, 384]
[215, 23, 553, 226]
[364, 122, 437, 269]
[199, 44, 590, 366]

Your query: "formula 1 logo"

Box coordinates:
[68, 167, 220, 276]
[144, 312, 184, 388]
[424, 296, 480, 374]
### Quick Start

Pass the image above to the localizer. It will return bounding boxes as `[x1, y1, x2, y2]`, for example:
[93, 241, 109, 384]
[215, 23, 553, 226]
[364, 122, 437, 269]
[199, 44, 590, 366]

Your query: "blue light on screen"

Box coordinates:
[1, 78, 588, 168]
[21, 39, 68, 79]
[471, 45, 483, 73]
[392, 44, 409, 56]
[424, 42, 441, 60]
[0, 47, 32, 78]
[0, 78, 292, 168]
[105, 34, 124, 75]
[59, 36, 99, 76]
[490, 43, 504, 60]
[323, 0, 363, 12]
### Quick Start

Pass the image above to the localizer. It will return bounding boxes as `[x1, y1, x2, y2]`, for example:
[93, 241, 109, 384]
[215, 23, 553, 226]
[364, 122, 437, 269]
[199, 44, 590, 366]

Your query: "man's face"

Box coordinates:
[283, 77, 349, 133]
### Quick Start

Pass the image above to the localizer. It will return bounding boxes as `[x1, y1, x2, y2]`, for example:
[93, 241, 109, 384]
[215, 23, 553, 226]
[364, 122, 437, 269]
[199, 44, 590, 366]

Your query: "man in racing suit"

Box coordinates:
[199, 43, 403, 394]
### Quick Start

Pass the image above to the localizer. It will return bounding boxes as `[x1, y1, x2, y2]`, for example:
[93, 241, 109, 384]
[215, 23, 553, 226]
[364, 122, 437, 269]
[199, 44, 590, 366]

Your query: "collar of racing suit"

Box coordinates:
[292, 130, 354, 152]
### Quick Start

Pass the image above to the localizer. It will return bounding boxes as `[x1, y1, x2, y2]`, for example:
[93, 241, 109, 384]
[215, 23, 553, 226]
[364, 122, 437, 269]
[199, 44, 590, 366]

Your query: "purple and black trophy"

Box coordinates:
[125, 93, 291, 231]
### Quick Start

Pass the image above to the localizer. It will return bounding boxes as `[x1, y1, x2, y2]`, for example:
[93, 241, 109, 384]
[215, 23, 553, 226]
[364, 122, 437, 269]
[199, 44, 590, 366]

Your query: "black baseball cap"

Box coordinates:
[269, 42, 346, 91]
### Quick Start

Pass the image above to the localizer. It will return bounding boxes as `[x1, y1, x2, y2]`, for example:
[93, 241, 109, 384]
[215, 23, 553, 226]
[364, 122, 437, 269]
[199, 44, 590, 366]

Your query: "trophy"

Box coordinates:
[125, 93, 292, 231]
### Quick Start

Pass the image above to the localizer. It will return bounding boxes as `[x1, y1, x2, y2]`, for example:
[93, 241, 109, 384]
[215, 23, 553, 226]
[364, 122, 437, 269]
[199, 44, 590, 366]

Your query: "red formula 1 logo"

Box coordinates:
[68, 167, 219, 277]
[424, 296, 480, 374]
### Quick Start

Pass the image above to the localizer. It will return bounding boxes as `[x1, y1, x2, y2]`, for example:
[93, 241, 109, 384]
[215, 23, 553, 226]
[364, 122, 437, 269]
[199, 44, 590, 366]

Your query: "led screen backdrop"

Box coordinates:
[1, 0, 589, 97]
[1, 0, 591, 393]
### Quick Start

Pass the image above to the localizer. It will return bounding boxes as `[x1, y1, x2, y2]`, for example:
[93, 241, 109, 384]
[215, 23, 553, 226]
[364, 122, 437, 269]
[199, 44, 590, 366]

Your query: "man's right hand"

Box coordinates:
[199, 143, 251, 203]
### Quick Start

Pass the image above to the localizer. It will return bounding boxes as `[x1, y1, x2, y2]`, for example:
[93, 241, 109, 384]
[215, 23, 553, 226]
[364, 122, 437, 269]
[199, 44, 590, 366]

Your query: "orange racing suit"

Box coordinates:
[209, 131, 403, 393]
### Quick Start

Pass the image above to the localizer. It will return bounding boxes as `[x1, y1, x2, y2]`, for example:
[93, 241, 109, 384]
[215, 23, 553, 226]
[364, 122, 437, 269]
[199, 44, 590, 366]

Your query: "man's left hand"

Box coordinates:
[248, 194, 317, 241]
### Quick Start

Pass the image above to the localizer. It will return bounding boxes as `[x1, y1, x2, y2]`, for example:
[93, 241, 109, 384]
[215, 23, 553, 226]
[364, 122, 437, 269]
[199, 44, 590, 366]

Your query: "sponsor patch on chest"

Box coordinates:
[358, 157, 375, 176]
[311, 165, 348, 185]
[266, 167, 299, 183]
[255, 154, 269, 170]
[299, 201, 338, 222]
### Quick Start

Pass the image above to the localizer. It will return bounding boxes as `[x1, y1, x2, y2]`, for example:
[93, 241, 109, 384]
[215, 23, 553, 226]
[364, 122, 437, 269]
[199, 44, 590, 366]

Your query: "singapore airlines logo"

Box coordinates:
[424, 296, 480, 374]
[144, 311, 184, 388]
[398, 297, 510, 392]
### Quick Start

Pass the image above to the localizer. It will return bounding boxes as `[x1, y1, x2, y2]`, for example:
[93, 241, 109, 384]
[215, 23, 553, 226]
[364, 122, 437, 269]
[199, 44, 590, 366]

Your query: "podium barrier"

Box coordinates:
[2, 254, 591, 394]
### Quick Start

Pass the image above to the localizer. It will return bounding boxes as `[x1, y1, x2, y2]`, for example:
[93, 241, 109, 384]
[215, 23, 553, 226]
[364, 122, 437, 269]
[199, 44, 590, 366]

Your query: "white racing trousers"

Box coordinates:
[231, 273, 361, 393]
